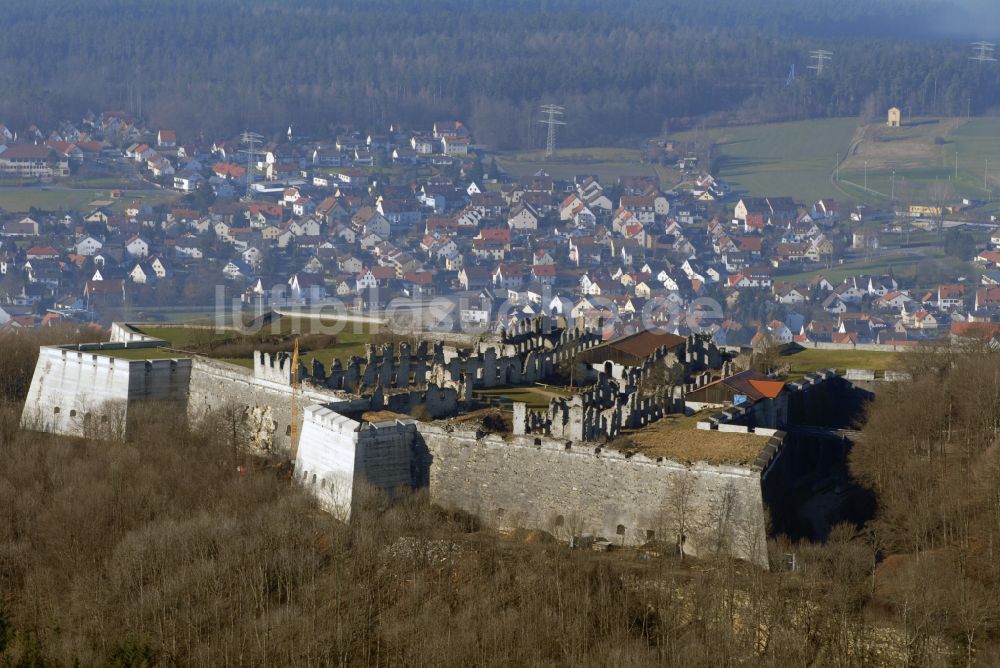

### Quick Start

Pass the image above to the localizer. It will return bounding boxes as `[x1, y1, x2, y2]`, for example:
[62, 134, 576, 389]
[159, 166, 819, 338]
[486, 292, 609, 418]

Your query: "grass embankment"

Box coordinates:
[97, 347, 190, 361]
[0, 187, 174, 213]
[475, 385, 575, 409]
[137, 317, 379, 369]
[134, 326, 236, 347]
[838, 117, 1000, 203]
[619, 411, 767, 466]
[675, 118, 858, 203]
[781, 347, 901, 378]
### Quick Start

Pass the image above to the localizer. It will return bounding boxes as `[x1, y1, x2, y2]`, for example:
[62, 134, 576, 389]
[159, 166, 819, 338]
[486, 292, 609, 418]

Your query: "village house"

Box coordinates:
[507, 203, 540, 231]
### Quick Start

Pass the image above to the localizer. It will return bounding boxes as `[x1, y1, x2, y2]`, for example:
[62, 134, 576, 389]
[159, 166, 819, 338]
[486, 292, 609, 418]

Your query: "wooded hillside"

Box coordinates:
[1, 1, 999, 147]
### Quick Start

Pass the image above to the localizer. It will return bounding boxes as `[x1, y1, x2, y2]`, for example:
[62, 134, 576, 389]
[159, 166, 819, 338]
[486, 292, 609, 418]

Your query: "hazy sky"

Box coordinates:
[926, 1, 1000, 38]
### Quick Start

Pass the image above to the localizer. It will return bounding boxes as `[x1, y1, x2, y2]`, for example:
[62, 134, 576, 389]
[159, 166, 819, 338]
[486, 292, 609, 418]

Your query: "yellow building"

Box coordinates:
[887, 107, 901, 127]
[909, 204, 943, 217]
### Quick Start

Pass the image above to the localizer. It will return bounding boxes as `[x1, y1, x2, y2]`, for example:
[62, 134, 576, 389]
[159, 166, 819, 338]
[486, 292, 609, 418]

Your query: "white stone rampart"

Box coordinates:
[254, 351, 296, 385]
[21, 345, 191, 437]
[717, 423, 750, 433]
[294, 406, 361, 519]
[294, 405, 417, 519]
[21, 343, 355, 452]
[108, 322, 168, 346]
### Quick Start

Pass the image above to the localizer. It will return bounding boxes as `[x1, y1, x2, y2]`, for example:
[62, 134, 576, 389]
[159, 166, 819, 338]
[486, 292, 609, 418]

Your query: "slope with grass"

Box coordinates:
[137, 318, 379, 369]
[0, 187, 175, 214]
[676, 118, 859, 203]
[838, 117, 1000, 204]
[781, 347, 901, 378]
[774, 247, 947, 284]
[496, 147, 659, 182]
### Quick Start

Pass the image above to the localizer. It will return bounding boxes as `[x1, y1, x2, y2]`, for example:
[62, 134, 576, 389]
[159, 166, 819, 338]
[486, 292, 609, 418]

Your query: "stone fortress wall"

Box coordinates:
[415, 422, 771, 566]
[29, 324, 352, 451]
[21, 318, 859, 568]
[288, 396, 773, 565]
[294, 405, 418, 520]
[21, 343, 191, 438]
[186, 355, 342, 452]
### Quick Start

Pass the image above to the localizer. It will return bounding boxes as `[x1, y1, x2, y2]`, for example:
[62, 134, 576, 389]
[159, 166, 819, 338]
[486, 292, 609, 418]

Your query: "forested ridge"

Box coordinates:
[1, 0, 999, 147]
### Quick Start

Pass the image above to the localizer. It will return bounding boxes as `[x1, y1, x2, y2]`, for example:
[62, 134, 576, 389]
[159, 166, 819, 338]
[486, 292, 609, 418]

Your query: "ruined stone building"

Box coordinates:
[20, 317, 858, 567]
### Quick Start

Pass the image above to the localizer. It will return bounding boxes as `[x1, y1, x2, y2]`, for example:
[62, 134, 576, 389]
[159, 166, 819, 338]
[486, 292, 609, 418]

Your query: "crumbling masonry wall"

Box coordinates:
[187, 356, 351, 453]
[300, 315, 604, 399]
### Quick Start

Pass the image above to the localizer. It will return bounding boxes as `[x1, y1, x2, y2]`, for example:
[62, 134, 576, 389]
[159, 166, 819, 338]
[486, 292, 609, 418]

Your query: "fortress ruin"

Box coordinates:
[19, 316, 858, 567]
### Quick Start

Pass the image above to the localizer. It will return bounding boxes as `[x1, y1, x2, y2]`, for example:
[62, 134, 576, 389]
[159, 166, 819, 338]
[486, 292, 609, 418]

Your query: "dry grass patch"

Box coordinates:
[841, 117, 966, 172]
[615, 414, 767, 466]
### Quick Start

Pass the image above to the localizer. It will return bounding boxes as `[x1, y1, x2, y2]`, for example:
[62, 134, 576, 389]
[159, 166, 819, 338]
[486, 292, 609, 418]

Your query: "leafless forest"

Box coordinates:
[0, 330, 999, 665]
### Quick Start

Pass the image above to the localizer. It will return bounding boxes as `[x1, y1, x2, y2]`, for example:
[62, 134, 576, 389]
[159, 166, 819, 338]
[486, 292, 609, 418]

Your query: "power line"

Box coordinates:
[808, 49, 833, 76]
[538, 104, 566, 157]
[970, 41, 997, 64]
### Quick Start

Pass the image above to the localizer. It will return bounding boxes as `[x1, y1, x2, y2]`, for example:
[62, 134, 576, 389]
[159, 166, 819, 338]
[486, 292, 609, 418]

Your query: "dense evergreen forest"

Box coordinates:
[1, 1, 999, 147]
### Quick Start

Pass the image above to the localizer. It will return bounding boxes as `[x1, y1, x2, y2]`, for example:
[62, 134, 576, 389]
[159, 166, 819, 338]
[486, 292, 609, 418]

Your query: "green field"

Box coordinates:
[0, 187, 176, 214]
[297, 329, 378, 365]
[217, 357, 254, 370]
[774, 249, 946, 284]
[496, 147, 659, 182]
[134, 326, 238, 347]
[782, 347, 902, 377]
[98, 347, 190, 361]
[475, 385, 573, 409]
[835, 117, 1000, 205]
[137, 317, 379, 365]
[951, 118, 1000, 196]
[675, 118, 858, 203]
[669, 116, 1000, 206]
[140, 310, 222, 325]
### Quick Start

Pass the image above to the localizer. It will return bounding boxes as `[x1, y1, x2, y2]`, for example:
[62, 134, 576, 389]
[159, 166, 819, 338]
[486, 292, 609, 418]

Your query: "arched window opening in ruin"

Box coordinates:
[312, 474, 317, 485]
[646, 530, 655, 541]
[616, 524, 626, 536]
[497, 507, 505, 517]
[555, 515, 564, 527]
[286, 425, 292, 436]
[53, 407, 60, 414]
[604, 361, 613, 377]
[70, 410, 77, 418]
[534, 437, 542, 445]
